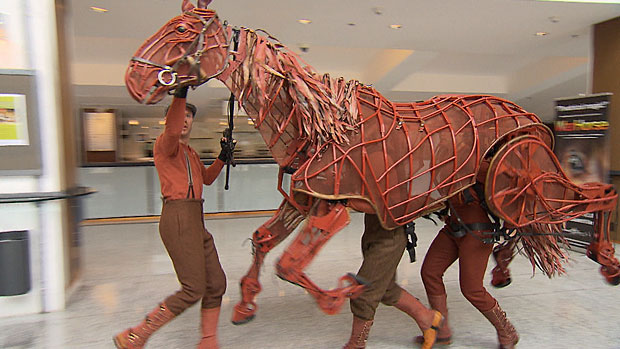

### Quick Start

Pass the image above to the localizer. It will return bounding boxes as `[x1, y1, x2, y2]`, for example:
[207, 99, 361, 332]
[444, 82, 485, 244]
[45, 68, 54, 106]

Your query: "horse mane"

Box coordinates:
[237, 29, 361, 145]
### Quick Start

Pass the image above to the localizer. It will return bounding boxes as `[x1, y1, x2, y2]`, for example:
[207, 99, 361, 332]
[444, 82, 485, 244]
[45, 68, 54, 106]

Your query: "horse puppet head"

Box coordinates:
[125, 0, 231, 104]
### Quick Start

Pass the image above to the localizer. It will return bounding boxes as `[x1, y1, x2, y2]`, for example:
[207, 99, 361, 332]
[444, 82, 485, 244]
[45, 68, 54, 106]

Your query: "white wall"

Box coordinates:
[0, 0, 70, 317]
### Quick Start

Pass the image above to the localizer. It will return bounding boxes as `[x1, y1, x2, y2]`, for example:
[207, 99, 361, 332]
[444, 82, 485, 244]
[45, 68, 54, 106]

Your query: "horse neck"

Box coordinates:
[218, 29, 304, 168]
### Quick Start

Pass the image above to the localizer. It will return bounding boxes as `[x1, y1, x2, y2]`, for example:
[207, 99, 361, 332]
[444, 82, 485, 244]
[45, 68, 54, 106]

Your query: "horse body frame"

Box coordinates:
[290, 89, 555, 229]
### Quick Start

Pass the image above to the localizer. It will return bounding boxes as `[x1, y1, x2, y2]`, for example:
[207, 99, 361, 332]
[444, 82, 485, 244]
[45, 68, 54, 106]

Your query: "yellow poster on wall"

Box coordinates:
[0, 94, 28, 146]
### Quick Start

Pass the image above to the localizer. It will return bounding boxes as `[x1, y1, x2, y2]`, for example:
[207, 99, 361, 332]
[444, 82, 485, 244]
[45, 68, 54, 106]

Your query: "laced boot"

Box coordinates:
[482, 301, 519, 349]
[198, 307, 221, 349]
[113, 303, 175, 349]
[343, 316, 373, 349]
[491, 242, 515, 288]
[393, 290, 443, 349]
[414, 293, 452, 346]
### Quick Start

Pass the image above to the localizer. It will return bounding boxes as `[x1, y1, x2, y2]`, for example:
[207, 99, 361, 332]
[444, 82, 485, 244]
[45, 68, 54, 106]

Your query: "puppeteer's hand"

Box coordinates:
[174, 85, 189, 98]
[218, 129, 237, 162]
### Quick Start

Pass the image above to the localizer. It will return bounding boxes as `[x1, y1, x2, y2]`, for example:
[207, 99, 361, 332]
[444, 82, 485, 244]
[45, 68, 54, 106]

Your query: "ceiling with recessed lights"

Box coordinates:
[68, 0, 620, 122]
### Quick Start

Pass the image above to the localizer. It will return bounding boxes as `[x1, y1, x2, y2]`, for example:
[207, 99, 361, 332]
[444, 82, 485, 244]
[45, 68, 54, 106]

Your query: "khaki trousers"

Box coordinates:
[351, 214, 407, 321]
[159, 199, 227, 315]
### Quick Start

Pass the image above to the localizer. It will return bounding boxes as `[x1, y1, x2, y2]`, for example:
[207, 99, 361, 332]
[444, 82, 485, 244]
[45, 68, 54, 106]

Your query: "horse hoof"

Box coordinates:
[231, 302, 257, 325]
[231, 313, 255, 325]
[604, 275, 620, 286]
[492, 278, 512, 288]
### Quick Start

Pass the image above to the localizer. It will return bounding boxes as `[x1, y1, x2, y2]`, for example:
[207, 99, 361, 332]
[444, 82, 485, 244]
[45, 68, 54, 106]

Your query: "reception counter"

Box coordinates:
[78, 160, 289, 220]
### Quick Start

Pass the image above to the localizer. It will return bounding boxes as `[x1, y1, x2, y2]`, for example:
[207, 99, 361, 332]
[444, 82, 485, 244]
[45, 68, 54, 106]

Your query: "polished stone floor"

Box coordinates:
[1, 213, 619, 348]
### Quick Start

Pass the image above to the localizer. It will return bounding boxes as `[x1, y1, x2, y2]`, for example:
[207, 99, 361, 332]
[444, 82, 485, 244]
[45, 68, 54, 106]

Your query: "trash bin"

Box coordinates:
[0, 230, 31, 296]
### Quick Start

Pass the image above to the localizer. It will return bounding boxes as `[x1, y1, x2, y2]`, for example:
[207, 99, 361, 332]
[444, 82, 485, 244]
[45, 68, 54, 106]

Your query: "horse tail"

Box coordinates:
[513, 222, 570, 278]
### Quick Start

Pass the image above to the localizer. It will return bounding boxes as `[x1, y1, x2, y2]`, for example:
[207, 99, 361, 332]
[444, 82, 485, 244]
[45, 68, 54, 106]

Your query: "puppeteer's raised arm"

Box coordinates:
[157, 88, 188, 155]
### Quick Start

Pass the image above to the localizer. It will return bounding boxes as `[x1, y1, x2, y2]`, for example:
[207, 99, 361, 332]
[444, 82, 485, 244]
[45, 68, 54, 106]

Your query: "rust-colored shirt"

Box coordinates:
[154, 97, 224, 200]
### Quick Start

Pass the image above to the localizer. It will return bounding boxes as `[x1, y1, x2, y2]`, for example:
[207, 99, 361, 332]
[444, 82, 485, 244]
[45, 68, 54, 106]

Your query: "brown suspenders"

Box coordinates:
[183, 148, 196, 199]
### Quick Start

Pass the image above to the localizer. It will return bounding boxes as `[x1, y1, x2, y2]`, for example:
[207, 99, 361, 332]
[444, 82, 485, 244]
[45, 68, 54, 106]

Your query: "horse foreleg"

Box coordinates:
[587, 203, 620, 285]
[275, 200, 367, 315]
[232, 200, 306, 324]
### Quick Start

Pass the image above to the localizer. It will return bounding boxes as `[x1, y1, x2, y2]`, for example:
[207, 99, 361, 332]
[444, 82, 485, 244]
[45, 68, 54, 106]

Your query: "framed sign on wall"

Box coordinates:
[554, 93, 612, 248]
[0, 72, 41, 174]
[81, 109, 118, 163]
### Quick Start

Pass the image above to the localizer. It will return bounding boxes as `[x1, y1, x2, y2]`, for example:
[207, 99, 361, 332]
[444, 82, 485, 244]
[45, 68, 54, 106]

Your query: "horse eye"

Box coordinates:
[176, 25, 187, 33]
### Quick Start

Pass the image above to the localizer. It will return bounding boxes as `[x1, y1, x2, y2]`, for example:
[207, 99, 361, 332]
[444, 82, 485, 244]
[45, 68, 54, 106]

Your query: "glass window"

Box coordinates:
[117, 110, 270, 162]
[81, 101, 271, 163]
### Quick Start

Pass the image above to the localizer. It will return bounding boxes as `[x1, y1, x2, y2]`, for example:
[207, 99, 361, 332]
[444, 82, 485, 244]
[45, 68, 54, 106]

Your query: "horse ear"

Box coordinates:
[182, 0, 195, 12]
[197, 0, 212, 8]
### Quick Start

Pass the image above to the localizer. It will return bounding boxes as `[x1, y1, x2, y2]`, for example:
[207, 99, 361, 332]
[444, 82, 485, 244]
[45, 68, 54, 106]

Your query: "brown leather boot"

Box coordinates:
[113, 303, 175, 349]
[491, 242, 515, 288]
[393, 290, 443, 349]
[343, 316, 373, 349]
[482, 301, 519, 349]
[198, 307, 220, 349]
[414, 293, 452, 346]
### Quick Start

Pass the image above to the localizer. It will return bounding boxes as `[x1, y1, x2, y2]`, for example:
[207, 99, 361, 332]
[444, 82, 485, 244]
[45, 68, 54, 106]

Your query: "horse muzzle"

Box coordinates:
[125, 62, 170, 105]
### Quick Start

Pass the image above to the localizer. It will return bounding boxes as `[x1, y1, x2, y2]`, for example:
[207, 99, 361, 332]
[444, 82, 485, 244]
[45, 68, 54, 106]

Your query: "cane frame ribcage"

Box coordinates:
[291, 88, 550, 229]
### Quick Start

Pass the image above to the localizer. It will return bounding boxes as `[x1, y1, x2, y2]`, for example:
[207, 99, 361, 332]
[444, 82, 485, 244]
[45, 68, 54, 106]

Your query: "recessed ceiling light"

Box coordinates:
[159, 120, 165, 125]
[90, 6, 109, 13]
[128, 120, 140, 125]
[298, 19, 312, 24]
[390, 24, 402, 29]
[535, 32, 549, 36]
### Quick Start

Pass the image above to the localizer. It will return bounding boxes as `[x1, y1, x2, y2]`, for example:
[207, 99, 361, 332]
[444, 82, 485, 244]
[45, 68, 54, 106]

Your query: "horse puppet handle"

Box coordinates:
[223, 93, 236, 190]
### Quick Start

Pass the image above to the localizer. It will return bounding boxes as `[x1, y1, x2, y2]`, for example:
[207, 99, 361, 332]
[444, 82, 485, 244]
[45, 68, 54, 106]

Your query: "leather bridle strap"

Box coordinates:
[131, 57, 172, 70]
[181, 11, 213, 84]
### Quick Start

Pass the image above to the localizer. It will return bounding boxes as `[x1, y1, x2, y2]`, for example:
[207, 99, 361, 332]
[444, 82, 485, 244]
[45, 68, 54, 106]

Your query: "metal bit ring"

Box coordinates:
[158, 69, 177, 86]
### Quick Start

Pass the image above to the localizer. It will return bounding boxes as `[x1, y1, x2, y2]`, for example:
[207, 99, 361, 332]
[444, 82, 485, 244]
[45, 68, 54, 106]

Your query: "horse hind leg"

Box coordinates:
[586, 193, 620, 285]
[486, 135, 620, 284]
[275, 200, 367, 315]
[547, 182, 620, 285]
[232, 200, 306, 325]
[491, 239, 517, 288]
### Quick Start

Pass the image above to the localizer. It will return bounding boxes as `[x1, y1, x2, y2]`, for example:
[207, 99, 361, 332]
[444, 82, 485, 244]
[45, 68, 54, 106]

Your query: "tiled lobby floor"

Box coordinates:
[1, 213, 619, 348]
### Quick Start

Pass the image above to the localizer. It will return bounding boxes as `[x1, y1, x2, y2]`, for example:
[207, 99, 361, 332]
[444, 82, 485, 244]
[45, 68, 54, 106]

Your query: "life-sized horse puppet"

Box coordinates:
[125, 0, 620, 325]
